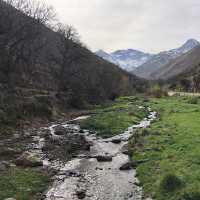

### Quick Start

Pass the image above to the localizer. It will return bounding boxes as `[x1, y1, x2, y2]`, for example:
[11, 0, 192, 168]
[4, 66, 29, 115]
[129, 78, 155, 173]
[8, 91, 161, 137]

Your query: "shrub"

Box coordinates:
[160, 174, 183, 193]
[182, 192, 200, 200]
[187, 97, 199, 104]
[149, 85, 168, 98]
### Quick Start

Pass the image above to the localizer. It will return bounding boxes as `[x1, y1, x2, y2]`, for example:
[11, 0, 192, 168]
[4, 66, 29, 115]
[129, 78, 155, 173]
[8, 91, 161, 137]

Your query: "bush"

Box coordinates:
[187, 97, 199, 104]
[149, 85, 168, 98]
[182, 192, 200, 200]
[160, 174, 183, 193]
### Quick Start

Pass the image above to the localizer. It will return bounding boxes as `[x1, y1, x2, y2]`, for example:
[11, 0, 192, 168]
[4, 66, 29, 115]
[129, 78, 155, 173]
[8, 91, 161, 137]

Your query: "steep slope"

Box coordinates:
[153, 45, 200, 80]
[0, 0, 148, 127]
[95, 50, 118, 66]
[169, 63, 200, 92]
[96, 49, 153, 72]
[133, 39, 200, 79]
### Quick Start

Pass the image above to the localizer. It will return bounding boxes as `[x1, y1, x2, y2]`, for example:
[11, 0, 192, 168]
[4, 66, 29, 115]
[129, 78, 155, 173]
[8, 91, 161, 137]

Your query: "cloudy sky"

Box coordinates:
[42, 0, 200, 53]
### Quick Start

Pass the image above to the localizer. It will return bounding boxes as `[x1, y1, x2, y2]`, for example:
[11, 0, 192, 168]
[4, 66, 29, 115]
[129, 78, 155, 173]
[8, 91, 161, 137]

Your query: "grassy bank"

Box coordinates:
[80, 96, 146, 136]
[131, 96, 200, 200]
[0, 167, 50, 200]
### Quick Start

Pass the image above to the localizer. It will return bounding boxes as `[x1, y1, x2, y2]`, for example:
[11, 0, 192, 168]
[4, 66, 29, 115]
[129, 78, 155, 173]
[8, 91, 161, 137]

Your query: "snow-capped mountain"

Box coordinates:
[95, 49, 153, 72]
[133, 39, 200, 79]
[110, 49, 153, 71]
[95, 50, 118, 65]
[95, 39, 200, 77]
[161, 39, 200, 58]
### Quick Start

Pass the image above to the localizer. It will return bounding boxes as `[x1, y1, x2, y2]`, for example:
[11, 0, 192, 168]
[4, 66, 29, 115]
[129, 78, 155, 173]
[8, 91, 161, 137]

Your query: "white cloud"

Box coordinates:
[41, 0, 200, 53]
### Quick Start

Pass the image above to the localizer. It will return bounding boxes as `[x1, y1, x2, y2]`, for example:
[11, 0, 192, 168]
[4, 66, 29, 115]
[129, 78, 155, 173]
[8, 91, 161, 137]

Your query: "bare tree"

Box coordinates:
[0, 0, 55, 88]
[52, 24, 88, 94]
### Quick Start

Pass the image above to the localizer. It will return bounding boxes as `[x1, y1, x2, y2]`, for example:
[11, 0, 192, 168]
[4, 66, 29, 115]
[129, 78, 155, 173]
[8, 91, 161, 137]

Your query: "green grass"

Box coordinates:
[80, 96, 146, 136]
[131, 96, 200, 200]
[0, 167, 50, 200]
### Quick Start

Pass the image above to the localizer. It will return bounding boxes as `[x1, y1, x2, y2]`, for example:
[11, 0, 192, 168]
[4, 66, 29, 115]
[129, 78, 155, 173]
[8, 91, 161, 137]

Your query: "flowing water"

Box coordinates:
[43, 108, 156, 200]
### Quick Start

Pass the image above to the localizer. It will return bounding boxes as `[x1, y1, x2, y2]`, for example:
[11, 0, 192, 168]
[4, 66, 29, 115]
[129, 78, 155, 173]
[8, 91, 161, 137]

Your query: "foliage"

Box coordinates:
[80, 96, 146, 136]
[149, 85, 168, 98]
[182, 192, 200, 200]
[160, 174, 183, 193]
[187, 97, 199, 104]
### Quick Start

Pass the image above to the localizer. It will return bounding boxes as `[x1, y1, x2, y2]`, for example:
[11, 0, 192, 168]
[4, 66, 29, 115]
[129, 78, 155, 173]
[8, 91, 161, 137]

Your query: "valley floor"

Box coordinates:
[2, 95, 200, 200]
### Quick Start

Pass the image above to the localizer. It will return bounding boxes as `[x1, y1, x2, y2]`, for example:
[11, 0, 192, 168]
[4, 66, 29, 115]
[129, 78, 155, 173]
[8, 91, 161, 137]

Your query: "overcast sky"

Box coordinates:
[42, 0, 200, 53]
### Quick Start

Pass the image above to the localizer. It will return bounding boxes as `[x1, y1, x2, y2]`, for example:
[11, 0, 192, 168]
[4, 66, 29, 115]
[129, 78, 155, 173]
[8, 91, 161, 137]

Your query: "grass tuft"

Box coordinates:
[160, 174, 183, 193]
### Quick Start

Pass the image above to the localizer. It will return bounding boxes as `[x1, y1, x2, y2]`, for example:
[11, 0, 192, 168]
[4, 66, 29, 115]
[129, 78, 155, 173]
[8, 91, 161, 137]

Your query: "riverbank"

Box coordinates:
[0, 96, 149, 199]
[0, 108, 93, 199]
[44, 98, 156, 200]
[131, 96, 200, 200]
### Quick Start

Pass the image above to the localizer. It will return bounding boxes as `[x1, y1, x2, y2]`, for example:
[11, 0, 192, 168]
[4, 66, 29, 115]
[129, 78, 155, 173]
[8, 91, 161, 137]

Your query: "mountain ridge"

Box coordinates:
[133, 39, 200, 79]
[95, 39, 200, 78]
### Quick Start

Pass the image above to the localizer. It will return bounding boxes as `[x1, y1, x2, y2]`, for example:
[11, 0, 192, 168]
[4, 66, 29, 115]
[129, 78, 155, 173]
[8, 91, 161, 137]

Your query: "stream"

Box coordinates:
[33, 108, 156, 200]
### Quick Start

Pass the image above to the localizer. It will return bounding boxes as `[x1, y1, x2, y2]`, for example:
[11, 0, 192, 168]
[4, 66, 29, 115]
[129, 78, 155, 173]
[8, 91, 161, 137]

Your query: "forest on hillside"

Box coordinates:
[0, 0, 148, 127]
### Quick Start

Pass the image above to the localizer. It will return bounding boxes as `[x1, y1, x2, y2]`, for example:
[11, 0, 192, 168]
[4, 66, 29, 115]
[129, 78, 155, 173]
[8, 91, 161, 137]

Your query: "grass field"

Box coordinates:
[80, 96, 147, 136]
[0, 167, 50, 200]
[131, 96, 200, 200]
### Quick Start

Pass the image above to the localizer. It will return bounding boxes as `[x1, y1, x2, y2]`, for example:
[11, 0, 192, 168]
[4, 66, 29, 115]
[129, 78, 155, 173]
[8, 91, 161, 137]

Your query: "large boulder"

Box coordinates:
[15, 152, 43, 167]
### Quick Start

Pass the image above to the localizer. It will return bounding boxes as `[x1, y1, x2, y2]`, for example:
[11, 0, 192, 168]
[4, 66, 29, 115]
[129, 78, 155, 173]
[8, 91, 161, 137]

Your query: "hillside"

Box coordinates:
[169, 58, 200, 92]
[0, 0, 147, 128]
[133, 39, 200, 79]
[150, 45, 200, 81]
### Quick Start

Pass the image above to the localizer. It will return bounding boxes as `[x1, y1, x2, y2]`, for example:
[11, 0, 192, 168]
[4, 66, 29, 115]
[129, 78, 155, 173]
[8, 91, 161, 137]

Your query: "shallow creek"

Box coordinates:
[43, 108, 156, 200]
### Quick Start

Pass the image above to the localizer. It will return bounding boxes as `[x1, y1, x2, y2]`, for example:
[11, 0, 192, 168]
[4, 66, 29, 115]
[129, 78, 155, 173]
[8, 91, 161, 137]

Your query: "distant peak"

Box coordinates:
[96, 49, 107, 54]
[183, 39, 200, 47]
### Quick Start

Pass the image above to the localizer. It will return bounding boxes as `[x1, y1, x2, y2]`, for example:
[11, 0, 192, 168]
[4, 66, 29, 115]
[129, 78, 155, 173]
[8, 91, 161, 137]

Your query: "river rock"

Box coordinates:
[79, 129, 85, 133]
[0, 162, 8, 171]
[119, 161, 134, 170]
[120, 144, 129, 155]
[54, 126, 68, 135]
[15, 152, 43, 167]
[40, 129, 51, 139]
[132, 159, 149, 168]
[111, 138, 121, 144]
[4, 198, 16, 200]
[76, 189, 86, 199]
[95, 155, 113, 162]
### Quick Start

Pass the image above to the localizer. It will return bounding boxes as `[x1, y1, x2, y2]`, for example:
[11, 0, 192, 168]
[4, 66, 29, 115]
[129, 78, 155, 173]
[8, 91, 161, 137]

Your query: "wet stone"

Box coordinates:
[76, 189, 86, 199]
[0, 161, 9, 171]
[95, 155, 113, 162]
[119, 161, 134, 170]
[79, 129, 85, 133]
[54, 125, 68, 136]
[111, 138, 122, 144]
[121, 144, 129, 155]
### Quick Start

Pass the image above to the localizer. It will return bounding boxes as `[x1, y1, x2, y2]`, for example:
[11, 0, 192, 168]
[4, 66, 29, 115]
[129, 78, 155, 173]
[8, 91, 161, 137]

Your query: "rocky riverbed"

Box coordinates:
[42, 108, 156, 200]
